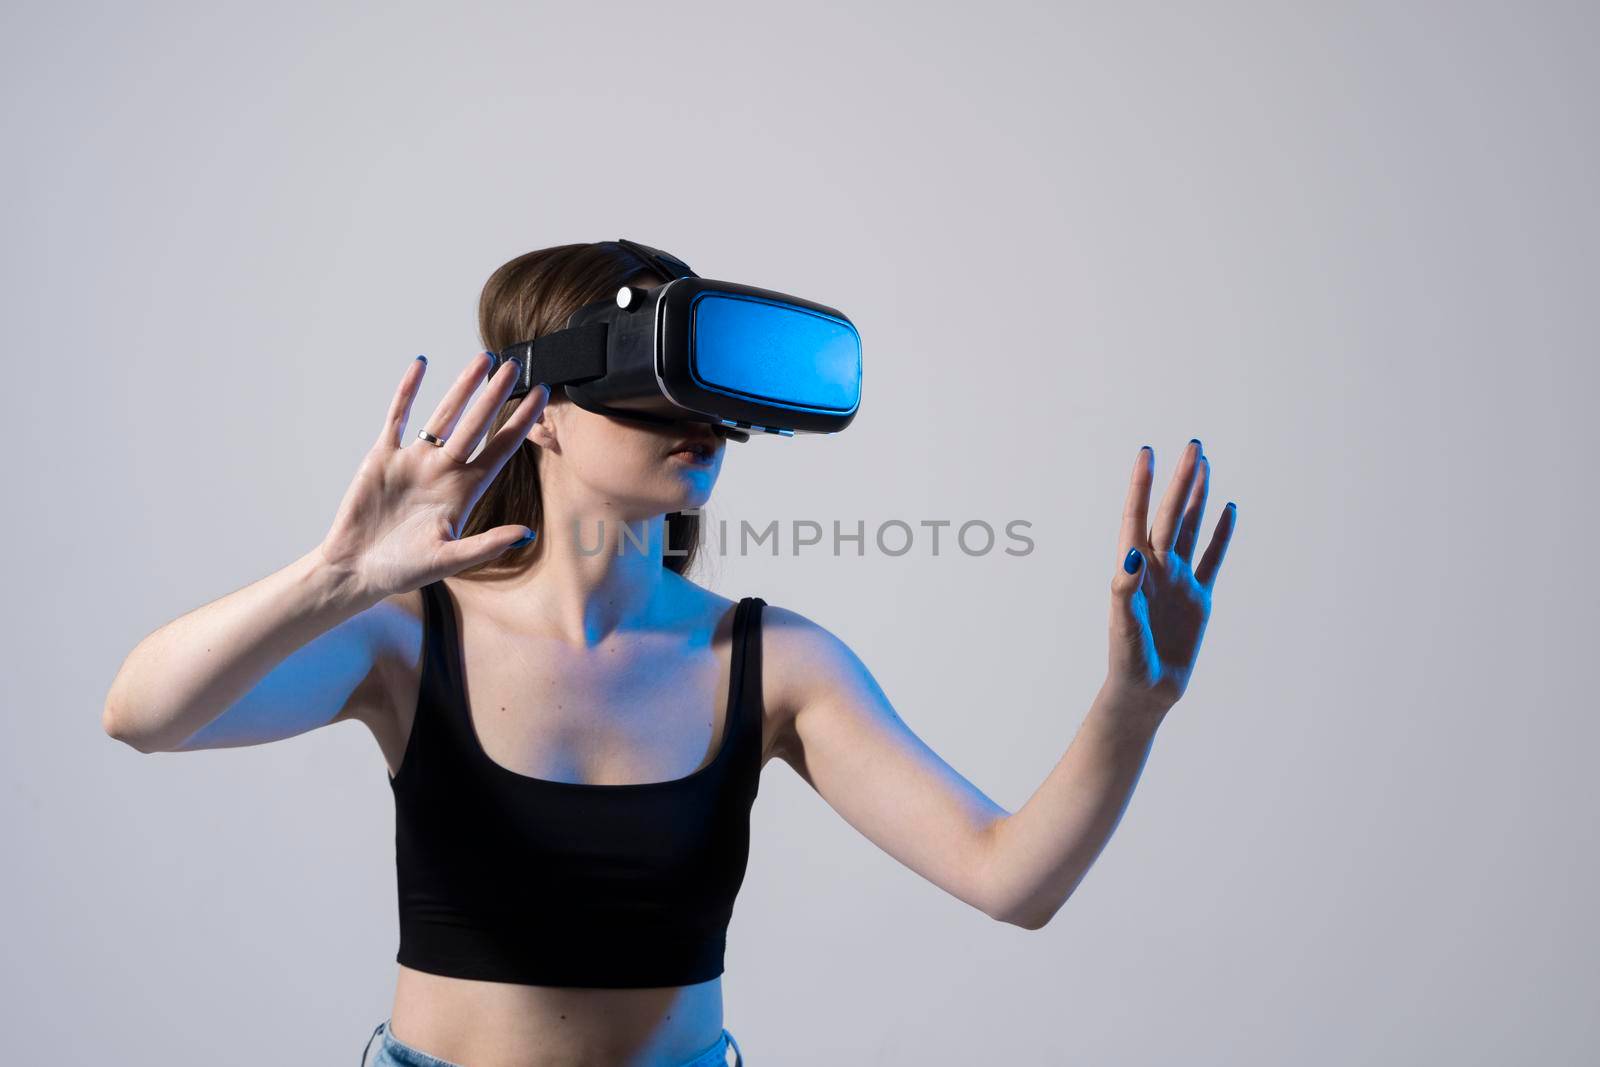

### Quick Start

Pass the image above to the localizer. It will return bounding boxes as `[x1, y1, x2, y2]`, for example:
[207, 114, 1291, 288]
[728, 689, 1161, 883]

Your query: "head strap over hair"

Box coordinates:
[615, 238, 699, 282]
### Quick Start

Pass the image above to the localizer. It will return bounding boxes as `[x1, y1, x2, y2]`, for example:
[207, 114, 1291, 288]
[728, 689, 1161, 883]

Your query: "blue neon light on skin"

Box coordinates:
[688, 293, 860, 413]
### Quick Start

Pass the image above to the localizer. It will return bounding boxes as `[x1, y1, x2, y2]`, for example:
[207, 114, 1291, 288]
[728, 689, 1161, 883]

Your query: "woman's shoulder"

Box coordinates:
[661, 571, 853, 662]
[705, 593, 873, 731]
[755, 600, 867, 677]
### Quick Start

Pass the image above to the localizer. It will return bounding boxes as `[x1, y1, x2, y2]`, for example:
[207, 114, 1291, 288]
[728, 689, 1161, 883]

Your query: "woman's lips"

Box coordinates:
[667, 446, 715, 466]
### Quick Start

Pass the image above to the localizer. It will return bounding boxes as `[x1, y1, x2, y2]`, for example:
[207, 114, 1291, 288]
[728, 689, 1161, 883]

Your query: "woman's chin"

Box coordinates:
[662, 465, 719, 500]
[627, 486, 714, 518]
[672, 485, 715, 512]
[606, 469, 718, 518]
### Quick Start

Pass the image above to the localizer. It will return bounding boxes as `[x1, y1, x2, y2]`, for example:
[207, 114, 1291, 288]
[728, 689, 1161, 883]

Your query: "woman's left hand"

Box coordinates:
[1105, 439, 1236, 720]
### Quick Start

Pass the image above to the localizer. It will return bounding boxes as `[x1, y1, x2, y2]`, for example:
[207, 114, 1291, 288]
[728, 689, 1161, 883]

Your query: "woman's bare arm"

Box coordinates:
[101, 548, 386, 752]
[763, 606, 1013, 920]
[103, 351, 550, 755]
[767, 440, 1237, 929]
[985, 441, 1236, 927]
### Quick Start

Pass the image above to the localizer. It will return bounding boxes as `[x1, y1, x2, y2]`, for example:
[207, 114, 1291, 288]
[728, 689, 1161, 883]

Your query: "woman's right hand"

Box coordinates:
[316, 351, 551, 603]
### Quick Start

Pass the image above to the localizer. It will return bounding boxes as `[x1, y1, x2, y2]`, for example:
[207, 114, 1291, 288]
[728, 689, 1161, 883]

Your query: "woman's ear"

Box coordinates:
[526, 402, 559, 452]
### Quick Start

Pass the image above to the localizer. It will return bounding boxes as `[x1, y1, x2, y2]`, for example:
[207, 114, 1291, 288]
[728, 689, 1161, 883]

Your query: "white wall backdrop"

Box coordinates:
[3, 1, 1595, 1063]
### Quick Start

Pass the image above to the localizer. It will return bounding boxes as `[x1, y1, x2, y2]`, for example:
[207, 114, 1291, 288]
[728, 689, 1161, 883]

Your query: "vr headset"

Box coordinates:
[488, 239, 862, 442]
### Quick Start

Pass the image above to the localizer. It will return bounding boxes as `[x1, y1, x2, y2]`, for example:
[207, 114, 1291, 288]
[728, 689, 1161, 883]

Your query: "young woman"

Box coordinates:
[102, 241, 1236, 1067]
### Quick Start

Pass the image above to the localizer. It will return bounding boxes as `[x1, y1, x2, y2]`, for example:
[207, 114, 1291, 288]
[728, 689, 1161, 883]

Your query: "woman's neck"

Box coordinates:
[459, 503, 685, 648]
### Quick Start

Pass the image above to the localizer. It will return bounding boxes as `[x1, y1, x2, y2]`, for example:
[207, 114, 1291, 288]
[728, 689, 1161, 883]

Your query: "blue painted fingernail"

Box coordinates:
[511, 530, 537, 549]
[416, 355, 427, 365]
[1123, 547, 1142, 574]
[1140, 444, 1152, 453]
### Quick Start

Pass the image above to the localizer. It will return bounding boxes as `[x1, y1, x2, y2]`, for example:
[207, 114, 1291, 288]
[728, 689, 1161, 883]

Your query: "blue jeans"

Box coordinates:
[360, 1019, 744, 1067]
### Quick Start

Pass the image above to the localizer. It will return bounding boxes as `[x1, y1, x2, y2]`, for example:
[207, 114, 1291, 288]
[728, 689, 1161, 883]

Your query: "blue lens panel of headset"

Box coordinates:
[689, 292, 861, 414]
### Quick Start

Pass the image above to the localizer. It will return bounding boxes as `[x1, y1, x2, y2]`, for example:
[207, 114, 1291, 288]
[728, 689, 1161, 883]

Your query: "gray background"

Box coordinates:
[4, 0, 1595, 1062]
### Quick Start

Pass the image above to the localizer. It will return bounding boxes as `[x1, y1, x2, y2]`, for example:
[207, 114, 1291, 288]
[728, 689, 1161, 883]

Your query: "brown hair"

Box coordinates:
[456, 240, 704, 579]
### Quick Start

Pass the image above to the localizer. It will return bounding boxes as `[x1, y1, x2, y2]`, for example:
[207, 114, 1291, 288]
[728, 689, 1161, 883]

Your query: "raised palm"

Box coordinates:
[318, 352, 550, 602]
[1107, 440, 1237, 713]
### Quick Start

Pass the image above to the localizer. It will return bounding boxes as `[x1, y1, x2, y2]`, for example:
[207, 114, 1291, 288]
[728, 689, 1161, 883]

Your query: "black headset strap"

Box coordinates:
[615, 237, 699, 281]
[492, 322, 608, 394]
[489, 238, 696, 397]
[487, 324, 747, 439]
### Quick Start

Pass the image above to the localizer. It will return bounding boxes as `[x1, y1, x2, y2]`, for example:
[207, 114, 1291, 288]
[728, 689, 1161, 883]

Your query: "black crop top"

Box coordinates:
[388, 580, 766, 988]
